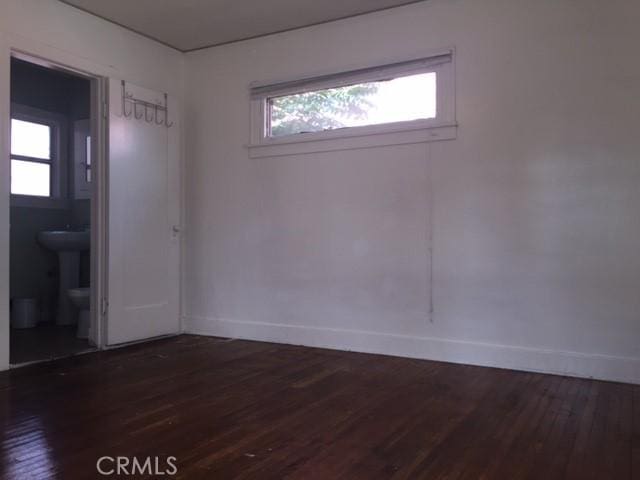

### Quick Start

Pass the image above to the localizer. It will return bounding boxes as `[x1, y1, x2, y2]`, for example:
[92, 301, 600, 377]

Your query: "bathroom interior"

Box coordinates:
[9, 57, 94, 365]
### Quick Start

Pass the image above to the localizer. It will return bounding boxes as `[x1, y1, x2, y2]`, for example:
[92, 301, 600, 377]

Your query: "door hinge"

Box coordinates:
[102, 102, 108, 119]
[101, 298, 109, 316]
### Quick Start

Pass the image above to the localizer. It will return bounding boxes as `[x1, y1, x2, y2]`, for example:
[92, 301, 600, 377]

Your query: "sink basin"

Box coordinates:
[38, 230, 90, 252]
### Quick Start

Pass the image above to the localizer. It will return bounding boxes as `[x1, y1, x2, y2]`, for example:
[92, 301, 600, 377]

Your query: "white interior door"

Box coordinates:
[106, 79, 180, 345]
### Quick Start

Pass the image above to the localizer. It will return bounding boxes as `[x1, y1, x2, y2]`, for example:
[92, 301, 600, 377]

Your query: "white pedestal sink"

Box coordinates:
[37, 230, 90, 326]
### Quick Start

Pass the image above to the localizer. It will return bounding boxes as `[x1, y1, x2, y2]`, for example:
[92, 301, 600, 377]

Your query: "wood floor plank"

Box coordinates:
[0, 335, 636, 479]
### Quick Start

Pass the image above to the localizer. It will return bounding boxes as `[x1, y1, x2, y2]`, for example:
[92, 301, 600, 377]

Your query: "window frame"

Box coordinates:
[249, 50, 456, 157]
[10, 104, 68, 209]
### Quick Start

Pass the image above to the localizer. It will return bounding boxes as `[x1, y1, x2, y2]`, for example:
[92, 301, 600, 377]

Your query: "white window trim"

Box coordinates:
[248, 50, 457, 158]
[10, 104, 69, 209]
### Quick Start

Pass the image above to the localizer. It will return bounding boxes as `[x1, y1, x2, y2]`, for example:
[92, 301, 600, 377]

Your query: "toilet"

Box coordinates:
[68, 288, 90, 339]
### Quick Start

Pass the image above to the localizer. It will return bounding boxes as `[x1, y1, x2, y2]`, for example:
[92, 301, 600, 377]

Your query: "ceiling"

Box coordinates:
[59, 0, 425, 52]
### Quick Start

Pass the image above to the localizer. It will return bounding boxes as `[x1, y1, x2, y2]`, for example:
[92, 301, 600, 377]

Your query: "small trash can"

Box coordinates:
[11, 298, 39, 329]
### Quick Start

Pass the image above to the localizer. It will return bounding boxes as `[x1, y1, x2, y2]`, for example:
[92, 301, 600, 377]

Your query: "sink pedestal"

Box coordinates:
[57, 251, 81, 325]
[37, 230, 90, 326]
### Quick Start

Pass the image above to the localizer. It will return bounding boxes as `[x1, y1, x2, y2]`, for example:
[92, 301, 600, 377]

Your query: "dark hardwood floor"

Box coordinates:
[0, 335, 638, 479]
[10, 325, 95, 365]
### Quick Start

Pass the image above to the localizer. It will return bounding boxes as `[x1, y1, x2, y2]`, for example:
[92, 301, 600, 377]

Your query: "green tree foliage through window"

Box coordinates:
[269, 83, 378, 137]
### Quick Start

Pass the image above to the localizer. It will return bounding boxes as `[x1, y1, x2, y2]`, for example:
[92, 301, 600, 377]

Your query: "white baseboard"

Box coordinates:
[185, 316, 640, 385]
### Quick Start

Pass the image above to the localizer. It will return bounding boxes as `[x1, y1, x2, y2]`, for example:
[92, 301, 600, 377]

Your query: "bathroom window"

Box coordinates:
[10, 119, 53, 196]
[10, 105, 66, 207]
[249, 50, 455, 155]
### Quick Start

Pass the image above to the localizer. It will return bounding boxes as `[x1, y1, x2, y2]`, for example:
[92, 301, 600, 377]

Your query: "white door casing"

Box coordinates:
[106, 79, 180, 345]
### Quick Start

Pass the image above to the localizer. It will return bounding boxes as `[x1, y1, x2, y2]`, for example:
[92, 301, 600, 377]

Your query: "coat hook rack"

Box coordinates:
[121, 80, 173, 128]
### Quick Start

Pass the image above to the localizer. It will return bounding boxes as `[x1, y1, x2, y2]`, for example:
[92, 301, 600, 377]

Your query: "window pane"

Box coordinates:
[11, 119, 51, 159]
[11, 159, 51, 197]
[86, 136, 92, 183]
[269, 72, 437, 137]
[86, 136, 91, 166]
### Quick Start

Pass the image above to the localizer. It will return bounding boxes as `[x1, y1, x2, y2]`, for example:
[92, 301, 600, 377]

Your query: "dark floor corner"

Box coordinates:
[1, 335, 638, 479]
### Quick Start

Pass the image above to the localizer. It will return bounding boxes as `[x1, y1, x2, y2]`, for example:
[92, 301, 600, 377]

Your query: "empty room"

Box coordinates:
[0, 0, 638, 478]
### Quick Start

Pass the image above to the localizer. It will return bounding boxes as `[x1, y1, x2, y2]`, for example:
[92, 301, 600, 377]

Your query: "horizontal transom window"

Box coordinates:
[250, 51, 454, 143]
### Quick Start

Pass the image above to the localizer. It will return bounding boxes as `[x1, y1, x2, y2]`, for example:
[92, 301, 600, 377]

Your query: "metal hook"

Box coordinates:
[145, 104, 154, 123]
[164, 93, 174, 128]
[134, 102, 144, 120]
[121, 81, 133, 118]
[154, 104, 164, 126]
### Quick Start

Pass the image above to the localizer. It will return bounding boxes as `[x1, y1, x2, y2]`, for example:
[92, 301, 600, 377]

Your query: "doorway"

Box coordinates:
[8, 55, 102, 365]
[5, 48, 181, 366]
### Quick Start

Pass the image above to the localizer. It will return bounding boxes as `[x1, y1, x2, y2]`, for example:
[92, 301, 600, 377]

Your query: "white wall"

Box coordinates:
[184, 0, 640, 383]
[0, 0, 185, 370]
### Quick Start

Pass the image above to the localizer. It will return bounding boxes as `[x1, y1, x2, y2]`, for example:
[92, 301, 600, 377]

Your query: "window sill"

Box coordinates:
[248, 122, 457, 158]
[11, 195, 69, 209]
